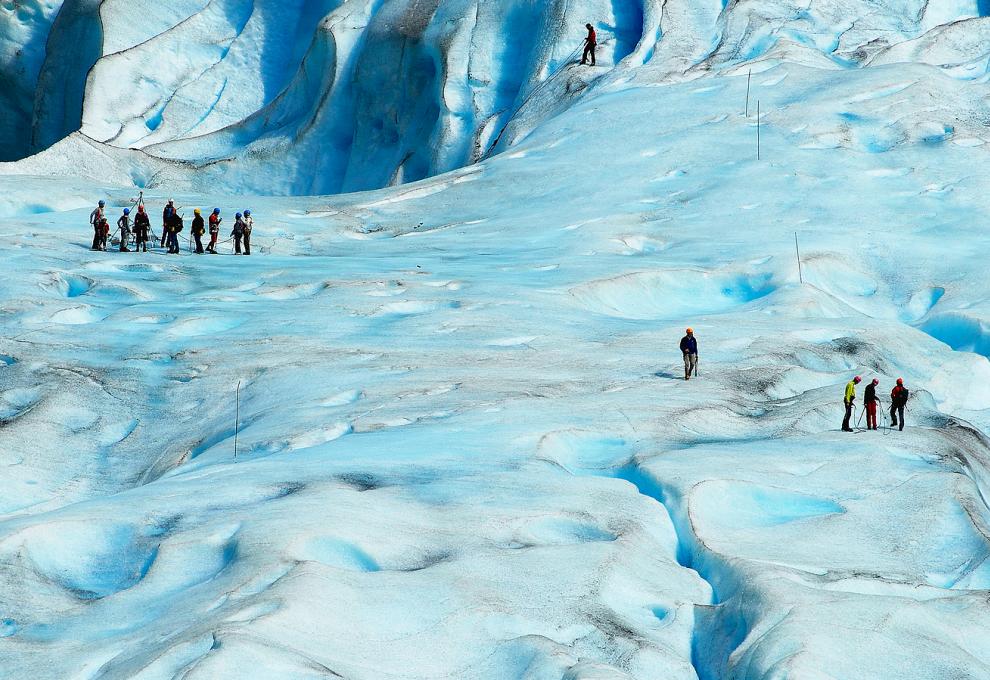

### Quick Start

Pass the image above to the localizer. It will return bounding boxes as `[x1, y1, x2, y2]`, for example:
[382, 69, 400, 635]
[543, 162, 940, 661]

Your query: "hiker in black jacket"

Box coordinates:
[191, 208, 205, 254]
[890, 378, 909, 431]
[864, 378, 880, 430]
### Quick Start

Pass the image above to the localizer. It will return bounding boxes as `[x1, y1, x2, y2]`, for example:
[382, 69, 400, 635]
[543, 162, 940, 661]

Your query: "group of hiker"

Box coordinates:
[843, 375, 909, 432]
[679, 329, 911, 432]
[89, 199, 256, 255]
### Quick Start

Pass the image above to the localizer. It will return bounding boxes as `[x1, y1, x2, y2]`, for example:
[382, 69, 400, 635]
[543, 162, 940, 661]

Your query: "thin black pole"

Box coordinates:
[795, 232, 804, 284]
[745, 69, 752, 117]
[234, 380, 241, 458]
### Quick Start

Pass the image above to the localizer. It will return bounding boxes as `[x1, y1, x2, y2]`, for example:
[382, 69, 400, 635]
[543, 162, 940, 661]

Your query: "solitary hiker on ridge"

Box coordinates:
[842, 376, 861, 432]
[581, 23, 597, 66]
[680, 327, 698, 381]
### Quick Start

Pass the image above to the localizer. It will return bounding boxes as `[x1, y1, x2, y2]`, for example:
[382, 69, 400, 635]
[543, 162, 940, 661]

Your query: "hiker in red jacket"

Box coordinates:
[582, 24, 597, 66]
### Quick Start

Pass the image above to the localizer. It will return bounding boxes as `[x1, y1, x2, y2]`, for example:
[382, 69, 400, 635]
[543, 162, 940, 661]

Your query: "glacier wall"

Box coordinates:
[1, 0, 989, 191]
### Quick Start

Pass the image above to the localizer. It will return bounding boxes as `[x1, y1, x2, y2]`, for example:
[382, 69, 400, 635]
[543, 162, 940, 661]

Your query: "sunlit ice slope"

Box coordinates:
[4, 1, 990, 679]
[5, 49, 990, 676]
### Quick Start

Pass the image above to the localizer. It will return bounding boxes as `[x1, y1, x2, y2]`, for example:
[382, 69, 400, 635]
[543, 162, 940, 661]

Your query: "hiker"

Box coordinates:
[232, 212, 245, 254]
[90, 200, 106, 250]
[165, 212, 183, 254]
[842, 376, 861, 432]
[133, 205, 150, 252]
[98, 215, 111, 251]
[680, 327, 698, 380]
[162, 199, 176, 248]
[207, 208, 221, 253]
[581, 23, 597, 65]
[890, 378, 909, 431]
[117, 208, 132, 252]
[242, 209, 253, 255]
[191, 208, 205, 254]
[864, 378, 880, 430]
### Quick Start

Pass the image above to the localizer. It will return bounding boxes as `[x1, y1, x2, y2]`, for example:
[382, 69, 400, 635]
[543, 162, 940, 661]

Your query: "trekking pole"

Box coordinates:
[856, 404, 865, 429]
[694, 355, 700, 378]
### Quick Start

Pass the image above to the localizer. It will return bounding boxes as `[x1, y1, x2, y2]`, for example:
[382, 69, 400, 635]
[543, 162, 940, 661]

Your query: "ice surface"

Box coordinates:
[3, 1, 990, 678]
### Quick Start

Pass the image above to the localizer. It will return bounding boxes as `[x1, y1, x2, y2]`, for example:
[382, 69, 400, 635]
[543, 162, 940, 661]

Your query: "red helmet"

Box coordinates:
[896, 378, 903, 385]
[853, 376, 862, 383]
[872, 378, 879, 385]
[137, 205, 145, 213]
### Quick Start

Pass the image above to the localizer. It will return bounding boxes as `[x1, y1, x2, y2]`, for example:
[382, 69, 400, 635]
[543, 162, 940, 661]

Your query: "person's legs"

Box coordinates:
[234, 235, 242, 254]
[897, 405, 905, 431]
[842, 402, 853, 431]
[195, 233, 203, 253]
[590, 45, 596, 66]
[683, 353, 691, 380]
[92, 226, 101, 250]
[244, 232, 251, 255]
[866, 402, 877, 430]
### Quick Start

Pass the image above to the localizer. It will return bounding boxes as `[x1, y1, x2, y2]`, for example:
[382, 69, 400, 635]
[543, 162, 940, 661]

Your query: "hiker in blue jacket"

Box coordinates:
[680, 327, 698, 380]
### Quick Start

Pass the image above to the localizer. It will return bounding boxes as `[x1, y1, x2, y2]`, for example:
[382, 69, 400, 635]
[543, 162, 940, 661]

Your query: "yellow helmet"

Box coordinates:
[194, 208, 201, 214]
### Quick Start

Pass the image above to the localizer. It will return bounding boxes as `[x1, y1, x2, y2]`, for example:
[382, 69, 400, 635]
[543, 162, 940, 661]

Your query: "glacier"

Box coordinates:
[3, 0, 990, 678]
